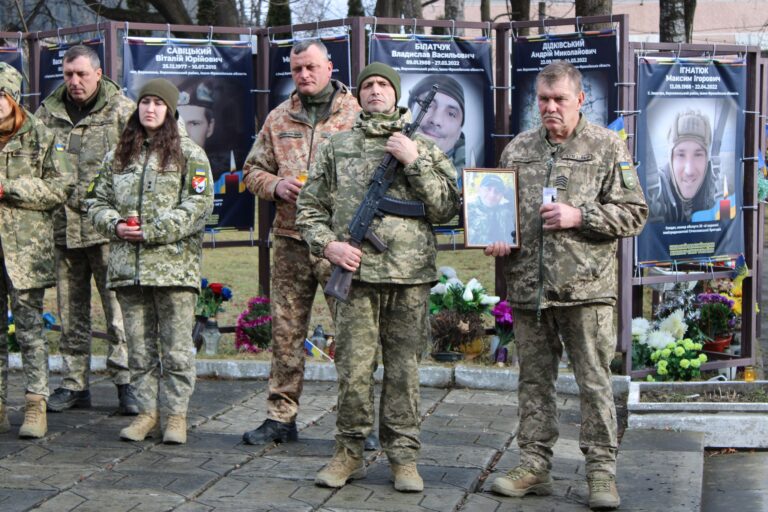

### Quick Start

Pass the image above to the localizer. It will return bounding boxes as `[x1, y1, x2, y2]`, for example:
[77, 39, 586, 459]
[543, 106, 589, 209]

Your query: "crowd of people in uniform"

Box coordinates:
[0, 38, 648, 511]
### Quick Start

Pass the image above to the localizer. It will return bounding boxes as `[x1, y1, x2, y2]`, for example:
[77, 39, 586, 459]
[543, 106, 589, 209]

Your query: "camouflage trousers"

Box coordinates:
[115, 286, 196, 415]
[0, 258, 48, 404]
[55, 244, 129, 391]
[514, 305, 618, 475]
[267, 235, 333, 423]
[334, 282, 428, 465]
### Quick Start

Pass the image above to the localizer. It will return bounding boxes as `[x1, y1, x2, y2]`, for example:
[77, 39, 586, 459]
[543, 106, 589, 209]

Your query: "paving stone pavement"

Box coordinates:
[0, 372, 691, 512]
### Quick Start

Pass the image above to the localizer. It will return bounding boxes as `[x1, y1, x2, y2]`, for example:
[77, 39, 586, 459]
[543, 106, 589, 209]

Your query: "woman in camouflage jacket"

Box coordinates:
[88, 79, 213, 444]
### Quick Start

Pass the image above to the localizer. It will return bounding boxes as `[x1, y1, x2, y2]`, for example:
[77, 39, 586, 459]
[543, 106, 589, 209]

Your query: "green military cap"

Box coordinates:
[356, 62, 401, 104]
[0, 62, 23, 103]
[138, 78, 180, 119]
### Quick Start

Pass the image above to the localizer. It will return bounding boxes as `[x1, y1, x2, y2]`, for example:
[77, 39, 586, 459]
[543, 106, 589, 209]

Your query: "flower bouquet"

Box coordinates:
[193, 279, 232, 351]
[695, 292, 736, 351]
[235, 296, 272, 353]
[429, 267, 499, 359]
[490, 300, 514, 364]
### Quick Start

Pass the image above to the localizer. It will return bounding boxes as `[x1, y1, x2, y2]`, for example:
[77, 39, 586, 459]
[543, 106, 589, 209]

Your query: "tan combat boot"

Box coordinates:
[120, 411, 160, 441]
[588, 472, 620, 510]
[0, 403, 10, 434]
[315, 446, 366, 488]
[19, 394, 47, 439]
[163, 415, 187, 444]
[391, 463, 424, 492]
[490, 465, 553, 497]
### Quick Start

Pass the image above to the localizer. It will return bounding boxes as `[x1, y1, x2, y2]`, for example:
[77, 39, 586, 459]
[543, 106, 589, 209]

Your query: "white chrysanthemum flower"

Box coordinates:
[480, 295, 500, 306]
[631, 317, 651, 343]
[430, 283, 447, 295]
[463, 285, 475, 302]
[465, 278, 482, 291]
[645, 329, 676, 350]
[438, 266, 457, 279]
[446, 277, 463, 290]
[659, 309, 687, 340]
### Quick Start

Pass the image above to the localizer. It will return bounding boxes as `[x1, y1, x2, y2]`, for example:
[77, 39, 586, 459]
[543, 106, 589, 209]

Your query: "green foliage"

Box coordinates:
[266, 0, 292, 27]
[648, 338, 707, 381]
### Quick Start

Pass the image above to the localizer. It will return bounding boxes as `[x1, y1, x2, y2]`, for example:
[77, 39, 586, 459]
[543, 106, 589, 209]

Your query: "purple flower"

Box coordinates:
[492, 300, 514, 327]
[222, 287, 233, 301]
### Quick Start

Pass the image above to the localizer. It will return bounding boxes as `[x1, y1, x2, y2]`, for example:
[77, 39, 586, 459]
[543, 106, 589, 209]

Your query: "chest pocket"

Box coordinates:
[555, 154, 601, 205]
[7, 150, 41, 179]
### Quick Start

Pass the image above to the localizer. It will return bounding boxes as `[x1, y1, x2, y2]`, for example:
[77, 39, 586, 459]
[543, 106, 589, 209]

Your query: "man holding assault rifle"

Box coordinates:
[297, 63, 459, 492]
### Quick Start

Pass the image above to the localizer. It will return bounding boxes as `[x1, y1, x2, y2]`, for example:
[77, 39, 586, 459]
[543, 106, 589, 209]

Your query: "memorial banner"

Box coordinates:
[123, 37, 256, 228]
[636, 57, 746, 263]
[269, 35, 351, 110]
[39, 39, 105, 100]
[370, 34, 494, 190]
[511, 30, 618, 135]
[0, 45, 22, 72]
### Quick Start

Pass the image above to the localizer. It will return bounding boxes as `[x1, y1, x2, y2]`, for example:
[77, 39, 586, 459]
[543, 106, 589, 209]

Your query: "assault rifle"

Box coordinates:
[324, 85, 439, 302]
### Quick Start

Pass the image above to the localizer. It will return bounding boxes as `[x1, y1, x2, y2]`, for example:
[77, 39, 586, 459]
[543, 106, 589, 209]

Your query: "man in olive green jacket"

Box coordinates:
[36, 44, 137, 415]
[0, 62, 74, 438]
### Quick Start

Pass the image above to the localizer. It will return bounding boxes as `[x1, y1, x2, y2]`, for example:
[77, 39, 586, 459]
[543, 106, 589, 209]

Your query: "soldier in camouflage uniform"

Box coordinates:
[35, 44, 137, 415]
[466, 174, 516, 246]
[241, 40, 363, 447]
[88, 79, 213, 444]
[485, 61, 647, 511]
[297, 63, 459, 492]
[0, 62, 74, 438]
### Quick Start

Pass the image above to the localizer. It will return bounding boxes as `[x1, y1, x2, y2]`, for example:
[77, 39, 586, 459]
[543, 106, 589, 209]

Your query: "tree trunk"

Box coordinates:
[348, 0, 364, 17]
[659, 0, 686, 42]
[266, 0, 291, 27]
[510, 0, 530, 36]
[575, 0, 612, 31]
[683, 0, 697, 43]
[444, 0, 464, 36]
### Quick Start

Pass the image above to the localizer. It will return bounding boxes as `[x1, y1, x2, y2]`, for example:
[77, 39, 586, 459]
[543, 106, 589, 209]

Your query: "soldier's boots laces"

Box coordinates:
[242, 419, 298, 445]
[163, 415, 187, 444]
[0, 404, 10, 434]
[588, 472, 620, 510]
[46, 387, 91, 412]
[315, 447, 366, 488]
[364, 433, 381, 451]
[391, 463, 424, 492]
[120, 411, 160, 441]
[116, 384, 139, 416]
[19, 394, 47, 439]
[490, 466, 553, 497]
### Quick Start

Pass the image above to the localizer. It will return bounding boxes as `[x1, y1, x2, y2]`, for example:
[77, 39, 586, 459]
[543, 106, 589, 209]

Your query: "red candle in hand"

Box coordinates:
[125, 211, 141, 227]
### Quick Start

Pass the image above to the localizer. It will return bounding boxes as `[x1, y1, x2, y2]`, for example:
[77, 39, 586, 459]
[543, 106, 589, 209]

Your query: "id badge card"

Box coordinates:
[543, 187, 557, 205]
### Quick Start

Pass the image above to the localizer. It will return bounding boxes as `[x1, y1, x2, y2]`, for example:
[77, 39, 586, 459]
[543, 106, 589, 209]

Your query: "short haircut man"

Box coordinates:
[407, 75, 465, 159]
[178, 81, 215, 148]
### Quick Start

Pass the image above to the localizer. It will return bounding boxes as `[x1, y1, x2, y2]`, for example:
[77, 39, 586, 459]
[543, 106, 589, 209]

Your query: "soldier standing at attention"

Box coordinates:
[241, 40, 366, 446]
[297, 63, 459, 492]
[36, 44, 138, 415]
[484, 61, 647, 511]
[0, 62, 74, 438]
[88, 79, 213, 444]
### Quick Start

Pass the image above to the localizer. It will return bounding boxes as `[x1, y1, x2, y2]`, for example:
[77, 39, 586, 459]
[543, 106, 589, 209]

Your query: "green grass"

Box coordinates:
[41, 229, 499, 358]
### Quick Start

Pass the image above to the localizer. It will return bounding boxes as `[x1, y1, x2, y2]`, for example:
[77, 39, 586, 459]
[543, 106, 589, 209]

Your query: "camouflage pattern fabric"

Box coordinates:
[115, 286, 196, 415]
[466, 199, 516, 246]
[55, 244, 129, 391]
[296, 107, 460, 284]
[334, 282, 429, 464]
[499, 115, 648, 309]
[243, 80, 360, 240]
[0, 111, 74, 291]
[88, 136, 213, 289]
[36, 77, 135, 248]
[513, 306, 618, 475]
[266, 235, 333, 422]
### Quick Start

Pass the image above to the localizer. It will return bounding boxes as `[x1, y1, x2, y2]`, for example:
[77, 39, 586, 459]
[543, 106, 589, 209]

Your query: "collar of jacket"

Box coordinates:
[356, 106, 410, 137]
[287, 79, 350, 125]
[537, 113, 588, 154]
[41, 75, 122, 119]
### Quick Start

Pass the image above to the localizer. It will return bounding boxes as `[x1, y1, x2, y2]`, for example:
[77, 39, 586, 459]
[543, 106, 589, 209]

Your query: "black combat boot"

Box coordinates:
[117, 384, 140, 416]
[47, 387, 91, 412]
[242, 419, 298, 445]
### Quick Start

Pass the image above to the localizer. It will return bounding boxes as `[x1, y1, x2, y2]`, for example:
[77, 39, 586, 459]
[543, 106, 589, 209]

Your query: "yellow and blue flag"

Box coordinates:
[304, 338, 332, 360]
[607, 115, 627, 141]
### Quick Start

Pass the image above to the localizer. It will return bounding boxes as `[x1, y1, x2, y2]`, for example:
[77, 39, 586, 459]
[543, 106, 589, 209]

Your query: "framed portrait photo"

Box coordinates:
[462, 168, 520, 249]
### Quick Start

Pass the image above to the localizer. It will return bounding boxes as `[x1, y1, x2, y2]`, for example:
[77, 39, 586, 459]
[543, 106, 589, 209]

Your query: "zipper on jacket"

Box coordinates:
[536, 153, 556, 323]
[134, 146, 151, 285]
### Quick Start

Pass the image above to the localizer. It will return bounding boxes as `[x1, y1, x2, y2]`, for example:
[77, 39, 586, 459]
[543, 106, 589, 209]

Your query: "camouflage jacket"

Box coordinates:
[499, 115, 648, 309]
[466, 199, 516, 246]
[296, 108, 460, 284]
[87, 136, 213, 289]
[243, 80, 360, 240]
[36, 77, 135, 248]
[0, 110, 74, 289]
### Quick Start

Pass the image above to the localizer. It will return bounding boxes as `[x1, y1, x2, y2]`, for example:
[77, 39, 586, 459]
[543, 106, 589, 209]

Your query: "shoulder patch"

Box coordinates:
[187, 160, 209, 194]
[54, 143, 65, 152]
[619, 162, 637, 189]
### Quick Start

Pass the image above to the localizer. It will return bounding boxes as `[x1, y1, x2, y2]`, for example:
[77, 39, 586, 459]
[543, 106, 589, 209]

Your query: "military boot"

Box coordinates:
[315, 446, 366, 488]
[163, 415, 187, 444]
[47, 387, 91, 412]
[120, 411, 160, 441]
[19, 394, 47, 439]
[242, 419, 298, 445]
[490, 465, 553, 497]
[116, 384, 140, 416]
[588, 472, 620, 510]
[391, 463, 424, 492]
[0, 403, 9, 434]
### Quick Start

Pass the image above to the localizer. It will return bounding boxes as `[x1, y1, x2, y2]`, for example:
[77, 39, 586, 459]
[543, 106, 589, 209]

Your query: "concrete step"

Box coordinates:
[703, 451, 768, 512]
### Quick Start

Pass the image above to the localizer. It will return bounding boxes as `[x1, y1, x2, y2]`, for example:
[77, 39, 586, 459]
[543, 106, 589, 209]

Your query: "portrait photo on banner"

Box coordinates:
[643, 96, 739, 225]
[462, 168, 519, 249]
[400, 73, 487, 187]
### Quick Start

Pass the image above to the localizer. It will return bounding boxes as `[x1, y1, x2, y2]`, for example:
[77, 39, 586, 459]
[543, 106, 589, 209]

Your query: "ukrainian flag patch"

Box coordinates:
[619, 161, 636, 189]
[54, 143, 65, 152]
[191, 169, 208, 193]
